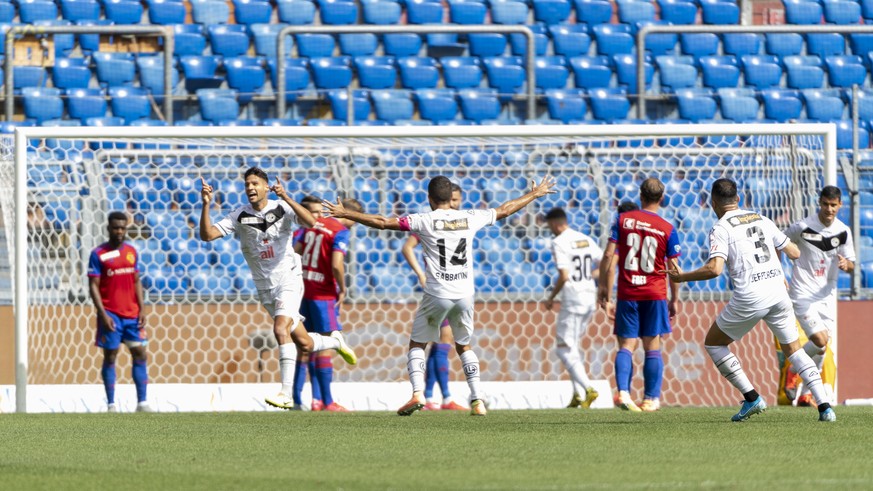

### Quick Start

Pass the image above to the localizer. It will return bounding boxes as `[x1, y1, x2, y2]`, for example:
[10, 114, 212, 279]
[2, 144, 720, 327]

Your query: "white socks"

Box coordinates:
[310, 332, 339, 353]
[556, 346, 591, 392]
[706, 345, 755, 395]
[460, 350, 482, 402]
[279, 343, 296, 396]
[788, 349, 827, 406]
[407, 348, 426, 394]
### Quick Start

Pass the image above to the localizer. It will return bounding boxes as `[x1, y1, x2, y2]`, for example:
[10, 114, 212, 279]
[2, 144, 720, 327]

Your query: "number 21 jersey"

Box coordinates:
[610, 209, 681, 301]
[399, 208, 497, 299]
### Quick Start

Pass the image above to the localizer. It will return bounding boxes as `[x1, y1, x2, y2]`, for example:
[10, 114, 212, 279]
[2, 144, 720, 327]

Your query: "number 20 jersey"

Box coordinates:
[610, 209, 681, 301]
[398, 208, 497, 300]
[708, 208, 791, 308]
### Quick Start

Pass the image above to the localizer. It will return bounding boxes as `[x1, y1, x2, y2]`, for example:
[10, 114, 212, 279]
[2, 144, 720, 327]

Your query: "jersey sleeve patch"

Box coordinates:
[398, 215, 412, 232]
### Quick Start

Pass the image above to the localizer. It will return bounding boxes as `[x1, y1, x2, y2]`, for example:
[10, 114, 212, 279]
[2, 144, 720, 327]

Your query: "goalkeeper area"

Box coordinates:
[4, 408, 873, 489]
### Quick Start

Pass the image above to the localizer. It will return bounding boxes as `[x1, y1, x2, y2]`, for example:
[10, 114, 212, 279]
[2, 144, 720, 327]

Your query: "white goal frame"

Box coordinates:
[11, 123, 838, 413]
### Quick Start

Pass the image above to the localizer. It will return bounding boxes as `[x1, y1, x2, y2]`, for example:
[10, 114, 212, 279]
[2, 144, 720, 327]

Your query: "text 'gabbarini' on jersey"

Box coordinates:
[784, 213, 855, 304]
[610, 209, 681, 301]
[551, 228, 604, 313]
[294, 217, 350, 301]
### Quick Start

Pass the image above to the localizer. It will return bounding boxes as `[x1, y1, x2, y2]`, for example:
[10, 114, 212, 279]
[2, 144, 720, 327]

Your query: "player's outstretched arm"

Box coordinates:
[494, 176, 557, 221]
[322, 198, 403, 230]
[663, 257, 724, 283]
[272, 177, 316, 227]
[198, 177, 223, 242]
[401, 235, 427, 288]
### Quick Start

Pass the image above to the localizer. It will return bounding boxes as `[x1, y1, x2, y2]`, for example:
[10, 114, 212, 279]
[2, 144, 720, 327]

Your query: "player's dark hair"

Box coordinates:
[341, 197, 363, 213]
[428, 176, 453, 204]
[300, 195, 321, 206]
[544, 207, 567, 221]
[451, 183, 462, 195]
[711, 178, 739, 207]
[639, 178, 665, 204]
[107, 211, 128, 224]
[820, 185, 842, 202]
[617, 201, 639, 214]
[244, 166, 269, 183]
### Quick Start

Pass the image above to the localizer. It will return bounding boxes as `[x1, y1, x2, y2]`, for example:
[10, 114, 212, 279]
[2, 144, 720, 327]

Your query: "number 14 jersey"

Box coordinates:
[610, 209, 681, 301]
[399, 208, 497, 299]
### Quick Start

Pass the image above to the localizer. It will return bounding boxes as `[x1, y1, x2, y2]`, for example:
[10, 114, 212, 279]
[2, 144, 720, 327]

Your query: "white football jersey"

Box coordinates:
[214, 200, 301, 290]
[551, 228, 603, 314]
[785, 213, 855, 303]
[708, 209, 792, 308]
[399, 208, 497, 299]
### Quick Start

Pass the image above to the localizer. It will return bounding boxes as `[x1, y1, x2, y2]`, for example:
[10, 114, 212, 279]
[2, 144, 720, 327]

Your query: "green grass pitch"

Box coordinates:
[2, 407, 872, 490]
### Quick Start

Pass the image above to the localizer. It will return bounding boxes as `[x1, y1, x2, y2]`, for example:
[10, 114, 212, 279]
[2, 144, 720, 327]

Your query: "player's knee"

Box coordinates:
[102, 349, 119, 364]
[454, 343, 470, 356]
[810, 330, 829, 348]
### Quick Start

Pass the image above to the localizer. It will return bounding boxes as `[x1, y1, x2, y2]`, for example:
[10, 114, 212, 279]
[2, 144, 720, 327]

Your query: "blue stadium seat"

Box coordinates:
[458, 88, 501, 122]
[680, 33, 719, 59]
[784, 55, 824, 90]
[372, 89, 415, 123]
[225, 56, 266, 104]
[180, 55, 224, 93]
[0, 2, 13, 23]
[311, 56, 353, 89]
[532, 0, 572, 24]
[637, 21, 678, 56]
[23, 88, 64, 124]
[848, 88, 873, 120]
[60, 0, 100, 21]
[613, 54, 654, 93]
[66, 88, 107, 121]
[251, 23, 292, 58]
[760, 88, 802, 122]
[482, 56, 525, 98]
[355, 56, 397, 89]
[327, 89, 371, 121]
[408, 0, 443, 23]
[850, 34, 873, 67]
[233, 0, 273, 25]
[535, 55, 569, 90]
[719, 88, 760, 122]
[589, 88, 630, 120]
[545, 88, 586, 123]
[824, 0, 861, 24]
[104, 0, 144, 24]
[52, 57, 91, 90]
[676, 88, 717, 122]
[510, 23, 549, 56]
[618, 0, 655, 25]
[267, 58, 310, 102]
[34, 19, 75, 58]
[130, 118, 168, 126]
[93, 52, 136, 88]
[109, 86, 152, 124]
[397, 56, 439, 89]
[85, 116, 125, 126]
[700, 55, 740, 89]
[208, 24, 251, 58]
[13, 66, 48, 92]
[491, 0, 529, 24]
[783, 0, 822, 24]
[383, 33, 422, 57]
[741, 54, 782, 89]
[550, 25, 591, 57]
[415, 88, 458, 123]
[148, 0, 186, 24]
[806, 33, 845, 58]
[593, 23, 634, 57]
[450, 0, 486, 24]
[659, 0, 697, 25]
[765, 33, 803, 57]
[656, 55, 697, 92]
[723, 33, 761, 57]
[833, 119, 868, 149]
[338, 33, 379, 56]
[296, 33, 335, 57]
[802, 89, 845, 121]
[277, 0, 316, 24]
[574, 0, 612, 27]
[19, 0, 58, 23]
[190, 0, 231, 24]
[864, 0, 873, 21]
[137, 56, 179, 103]
[825, 55, 866, 88]
[468, 33, 508, 57]
[174, 120, 214, 126]
[700, 0, 739, 24]
[569, 55, 612, 89]
[362, 0, 402, 24]
[320, 0, 358, 24]
[171, 24, 206, 57]
[197, 89, 240, 123]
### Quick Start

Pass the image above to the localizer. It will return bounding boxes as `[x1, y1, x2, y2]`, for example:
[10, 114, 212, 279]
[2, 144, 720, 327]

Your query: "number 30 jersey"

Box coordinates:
[551, 228, 603, 313]
[708, 209, 792, 308]
[610, 209, 681, 301]
[399, 208, 497, 299]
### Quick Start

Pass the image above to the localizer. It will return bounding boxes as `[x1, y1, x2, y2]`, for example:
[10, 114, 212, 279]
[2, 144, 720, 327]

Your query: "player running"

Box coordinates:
[324, 175, 556, 416]
[665, 178, 835, 422]
[543, 207, 603, 409]
[88, 211, 150, 412]
[597, 178, 680, 412]
[401, 182, 467, 412]
[198, 168, 358, 410]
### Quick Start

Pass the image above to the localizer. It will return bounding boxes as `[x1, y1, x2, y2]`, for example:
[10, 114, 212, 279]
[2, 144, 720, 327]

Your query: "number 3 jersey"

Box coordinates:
[708, 209, 791, 308]
[293, 217, 350, 301]
[610, 209, 681, 301]
[551, 229, 603, 313]
[399, 208, 497, 299]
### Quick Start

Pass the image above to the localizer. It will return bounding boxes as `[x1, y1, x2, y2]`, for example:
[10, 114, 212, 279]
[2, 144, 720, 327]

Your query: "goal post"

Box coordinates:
[9, 123, 837, 413]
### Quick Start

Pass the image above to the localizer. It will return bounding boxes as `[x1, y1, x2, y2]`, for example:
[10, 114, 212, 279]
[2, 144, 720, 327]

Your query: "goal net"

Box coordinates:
[5, 124, 836, 412]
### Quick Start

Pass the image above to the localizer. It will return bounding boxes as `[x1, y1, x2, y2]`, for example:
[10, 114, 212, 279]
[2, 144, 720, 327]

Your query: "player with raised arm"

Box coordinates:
[543, 207, 603, 409]
[324, 175, 556, 416]
[597, 179, 680, 412]
[290, 196, 363, 412]
[198, 168, 358, 410]
[88, 211, 150, 412]
[664, 178, 835, 422]
[401, 182, 467, 412]
[784, 186, 855, 404]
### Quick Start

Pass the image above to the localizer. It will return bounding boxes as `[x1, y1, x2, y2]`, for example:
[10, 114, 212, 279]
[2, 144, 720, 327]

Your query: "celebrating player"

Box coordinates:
[784, 186, 855, 404]
[543, 207, 603, 409]
[664, 178, 835, 422]
[597, 179, 680, 412]
[291, 196, 364, 412]
[198, 168, 358, 410]
[324, 175, 556, 416]
[401, 182, 467, 412]
[87, 211, 150, 412]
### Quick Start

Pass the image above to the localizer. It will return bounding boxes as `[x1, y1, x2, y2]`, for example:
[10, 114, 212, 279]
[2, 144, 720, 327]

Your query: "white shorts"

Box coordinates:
[556, 307, 594, 349]
[793, 297, 835, 338]
[716, 297, 799, 345]
[257, 277, 304, 324]
[411, 293, 475, 345]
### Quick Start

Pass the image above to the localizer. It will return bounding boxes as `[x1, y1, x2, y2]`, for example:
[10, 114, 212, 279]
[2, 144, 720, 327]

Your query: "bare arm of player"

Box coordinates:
[198, 177, 223, 242]
[544, 268, 569, 311]
[780, 240, 800, 260]
[596, 241, 617, 310]
[667, 256, 680, 319]
[88, 276, 115, 332]
[134, 271, 146, 329]
[401, 235, 427, 288]
[293, 241, 303, 255]
[322, 198, 403, 230]
[272, 177, 316, 227]
[663, 256, 724, 283]
[494, 176, 557, 220]
[838, 254, 854, 273]
[331, 250, 347, 304]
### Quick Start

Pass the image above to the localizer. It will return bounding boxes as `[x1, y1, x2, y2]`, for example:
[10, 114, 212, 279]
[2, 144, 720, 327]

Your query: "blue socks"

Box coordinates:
[615, 348, 633, 392]
[309, 358, 322, 403]
[314, 354, 334, 406]
[424, 347, 438, 400]
[132, 359, 148, 403]
[434, 343, 451, 399]
[293, 360, 308, 405]
[644, 350, 663, 399]
[101, 361, 116, 404]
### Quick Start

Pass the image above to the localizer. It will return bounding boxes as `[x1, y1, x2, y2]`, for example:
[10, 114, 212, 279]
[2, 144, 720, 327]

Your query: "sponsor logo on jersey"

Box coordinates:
[259, 246, 275, 259]
[623, 218, 636, 229]
[241, 217, 264, 225]
[106, 267, 136, 277]
[304, 270, 326, 282]
[728, 213, 762, 227]
[573, 240, 590, 249]
[99, 250, 121, 262]
[434, 218, 469, 231]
